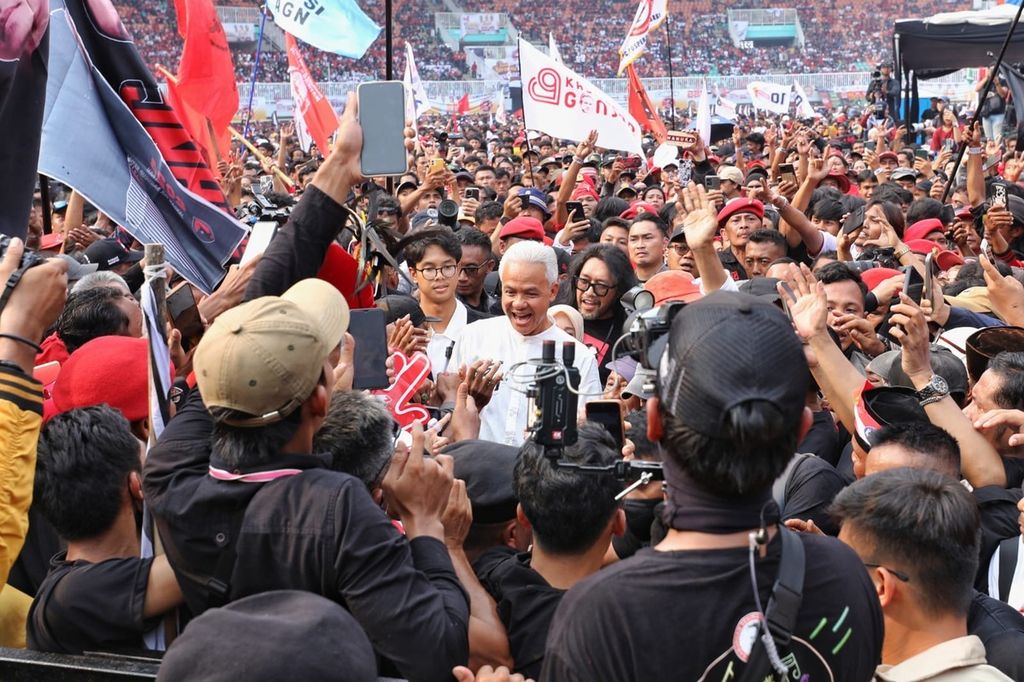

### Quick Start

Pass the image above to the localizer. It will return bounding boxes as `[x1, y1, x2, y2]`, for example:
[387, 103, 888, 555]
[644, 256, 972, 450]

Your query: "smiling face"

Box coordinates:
[502, 261, 558, 337]
[575, 257, 617, 321]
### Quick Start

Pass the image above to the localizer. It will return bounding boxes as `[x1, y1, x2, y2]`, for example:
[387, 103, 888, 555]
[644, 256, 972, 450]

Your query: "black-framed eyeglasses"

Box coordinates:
[412, 264, 457, 280]
[863, 563, 910, 582]
[573, 276, 612, 297]
[459, 261, 492, 275]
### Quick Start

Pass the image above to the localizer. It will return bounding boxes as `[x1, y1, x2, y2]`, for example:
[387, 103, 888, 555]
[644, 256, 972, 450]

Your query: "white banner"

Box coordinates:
[520, 39, 642, 155]
[792, 79, 816, 118]
[617, 0, 667, 75]
[460, 12, 501, 36]
[223, 22, 257, 42]
[549, 32, 563, 64]
[746, 81, 791, 114]
[403, 42, 432, 121]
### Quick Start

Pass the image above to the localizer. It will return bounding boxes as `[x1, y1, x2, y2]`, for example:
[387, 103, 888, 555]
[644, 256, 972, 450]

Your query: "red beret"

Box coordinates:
[860, 267, 903, 291]
[878, 151, 898, 162]
[904, 218, 945, 242]
[50, 336, 170, 423]
[571, 183, 599, 202]
[717, 198, 765, 227]
[499, 216, 545, 241]
[620, 201, 660, 220]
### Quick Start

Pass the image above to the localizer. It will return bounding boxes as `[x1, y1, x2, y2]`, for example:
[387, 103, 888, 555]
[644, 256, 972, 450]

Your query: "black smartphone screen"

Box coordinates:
[903, 266, 925, 306]
[167, 285, 204, 352]
[357, 82, 408, 177]
[348, 308, 390, 390]
[586, 401, 624, 447]
[842, 206, 866, 235]
[566, 201, 584, 223]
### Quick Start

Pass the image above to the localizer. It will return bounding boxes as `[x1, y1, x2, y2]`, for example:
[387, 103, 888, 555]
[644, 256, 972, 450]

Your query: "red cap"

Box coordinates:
[620, 201, 660, 220]
[571, 183, 599, 202]
[904, 218, 945, 242]
[860, 267, 903, 291]
[317, 243, 376, 310]
[935, 249, 964, 270]
[955, 207, 974, 220]
[716, 198, 765, 227]
[644, 270, 703, 304]
[39, 232, 64, 251]
[823, 170, 851, 193]
[878, 151, 898, 162]
[50, 336, 171, 423]
[499, 216, 546, 241]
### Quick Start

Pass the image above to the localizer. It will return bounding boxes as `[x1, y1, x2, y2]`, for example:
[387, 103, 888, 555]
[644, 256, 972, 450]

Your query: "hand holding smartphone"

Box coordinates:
[358, 82, 409, 177]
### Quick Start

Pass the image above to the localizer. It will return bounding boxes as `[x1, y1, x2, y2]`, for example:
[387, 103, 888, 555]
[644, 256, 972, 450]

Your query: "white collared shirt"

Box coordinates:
[426, 299, 468, 377]
[452, 315, 602, 446]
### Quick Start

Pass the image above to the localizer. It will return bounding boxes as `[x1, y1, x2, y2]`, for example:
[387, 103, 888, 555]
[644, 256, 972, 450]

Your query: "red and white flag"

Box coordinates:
[617, 0, 667, 75]
[520, 38, 642, 154]
[287, 33, 339, 154]
[626, 65, 667, 143]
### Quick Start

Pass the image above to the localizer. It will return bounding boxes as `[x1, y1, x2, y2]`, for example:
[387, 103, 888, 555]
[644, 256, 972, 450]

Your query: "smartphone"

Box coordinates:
[519, 192, 530, 211]
[923, 252, 935, 307]
[993, 183, 1007, 207]
[348, 308, 390, 390]
[842, 206, 866, 235]
[943, 138, 954, 152]
[865, 141, 877, 152]
[914, 148, 929, 160]
[357, 81, 408, 177]
[622, 156, 643, 170]
[586, 400, 625, 447]
[167, 284, 205, 352]
[704, 175, 721, 191]
[241, 221, 278, 266]
[566, 201, 585, 223]
[465, 187, 480, 201]
[903, 265, 925, 306]
[430, 157, 445, 173]
[779, 163, 797, 185]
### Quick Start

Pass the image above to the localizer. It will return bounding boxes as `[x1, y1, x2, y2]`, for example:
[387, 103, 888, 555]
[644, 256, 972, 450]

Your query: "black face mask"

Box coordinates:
[622, 498, 661, 543]
[661, 456, 778, 534]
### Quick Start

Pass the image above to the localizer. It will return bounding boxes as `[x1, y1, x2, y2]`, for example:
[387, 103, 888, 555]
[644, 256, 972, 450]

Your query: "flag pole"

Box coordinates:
[665, 13, 676, 130]
[942, 0, 1024, 203]
[385, 0, 393, 81]
[241, 2, 269, 139]
[38, 174, 52, 237]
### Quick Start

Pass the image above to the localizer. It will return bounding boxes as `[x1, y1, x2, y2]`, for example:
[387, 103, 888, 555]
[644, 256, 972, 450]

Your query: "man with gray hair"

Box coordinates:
[451, 241, 600, 445]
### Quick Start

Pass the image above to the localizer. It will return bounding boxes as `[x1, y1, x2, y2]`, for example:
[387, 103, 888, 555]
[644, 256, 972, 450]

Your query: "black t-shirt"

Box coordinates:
[474, 547, 564, 681]
[582, 313, 623, 385]
[541, 533, 883, 682]
[798, 410, 843, 468]
[27, 552, 158, 655]
[718, 249, 748, 281]
[967, 590, 1024, 680]
[777, 455, 847, 537]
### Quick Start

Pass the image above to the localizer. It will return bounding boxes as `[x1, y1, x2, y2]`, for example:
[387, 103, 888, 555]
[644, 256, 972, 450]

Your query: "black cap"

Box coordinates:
[871, 348, 969, 404]
[966, 326, 1024, 383]
[84, 238, 143, 270]
[156, 591, 376, 682]
[376, 294, 427, 327]
[855, 385, 928, 450]
[657, 291, 807, 437]
[444, 440, 518, 524]
[738, 277, 782, 305]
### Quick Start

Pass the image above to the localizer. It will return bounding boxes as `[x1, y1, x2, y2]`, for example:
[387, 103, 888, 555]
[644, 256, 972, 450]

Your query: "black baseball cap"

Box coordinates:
[156, 591, 376, 682]
[84, 237, 143, 270]
[657, 291, 807, 437]
[854, 385, 928, 450]
[444, 440, 519, 524]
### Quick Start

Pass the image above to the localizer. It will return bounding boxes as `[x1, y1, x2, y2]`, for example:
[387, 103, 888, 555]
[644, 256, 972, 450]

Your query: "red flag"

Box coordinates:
[456, 93, 470, 115]
[159, 66, 229, 179]
[175, 0, 239, 135]
[626, 65, 667, 143]
[286, 34, 339, 155]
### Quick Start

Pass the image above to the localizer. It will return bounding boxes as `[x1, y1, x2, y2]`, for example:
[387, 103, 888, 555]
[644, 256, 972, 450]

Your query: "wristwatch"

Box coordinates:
[916, 374, 950, 406]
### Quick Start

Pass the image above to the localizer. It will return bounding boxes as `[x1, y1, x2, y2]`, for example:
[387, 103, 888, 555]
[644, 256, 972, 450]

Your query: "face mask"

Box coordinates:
[622, 498, 661, 543]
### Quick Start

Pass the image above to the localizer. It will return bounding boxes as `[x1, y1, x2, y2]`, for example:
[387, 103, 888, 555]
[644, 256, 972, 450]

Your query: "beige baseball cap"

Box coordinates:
[717, 165, 744, 185]
[195, 279, 350, 426]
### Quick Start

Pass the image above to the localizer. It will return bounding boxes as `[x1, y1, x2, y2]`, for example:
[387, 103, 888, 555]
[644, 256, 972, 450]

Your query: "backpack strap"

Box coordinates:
[998, 535, 1020, 604]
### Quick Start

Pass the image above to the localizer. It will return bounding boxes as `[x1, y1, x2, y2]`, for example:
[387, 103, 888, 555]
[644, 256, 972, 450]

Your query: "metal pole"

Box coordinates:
[241, 3, 269, 139]
[38, 175, 51, 237]
[942, 0, 1024, 203]
[665, 14, 676, 129]
[385, 0, 393, 81]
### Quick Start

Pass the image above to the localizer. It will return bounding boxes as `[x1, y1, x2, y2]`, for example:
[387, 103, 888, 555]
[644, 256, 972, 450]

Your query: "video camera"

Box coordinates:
[238, 190, 291, 226]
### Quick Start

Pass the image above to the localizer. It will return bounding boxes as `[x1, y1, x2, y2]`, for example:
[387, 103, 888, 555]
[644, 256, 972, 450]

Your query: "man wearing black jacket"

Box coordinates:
[143, 96, 470, 682]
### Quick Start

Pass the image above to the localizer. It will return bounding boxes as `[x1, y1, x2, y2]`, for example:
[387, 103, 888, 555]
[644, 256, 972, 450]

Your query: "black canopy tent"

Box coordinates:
[893, 5, 1024, 125]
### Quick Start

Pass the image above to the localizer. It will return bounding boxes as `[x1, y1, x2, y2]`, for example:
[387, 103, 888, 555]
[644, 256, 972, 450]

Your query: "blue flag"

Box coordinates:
[267, 0, 380, 59]
[40, 2, 247, 293]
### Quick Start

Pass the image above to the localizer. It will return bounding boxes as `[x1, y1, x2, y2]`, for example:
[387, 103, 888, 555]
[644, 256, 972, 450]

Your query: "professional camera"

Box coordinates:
[619, 301, 687, 370]
[237, 191, 291, 226]
[0, 234, 47, 272]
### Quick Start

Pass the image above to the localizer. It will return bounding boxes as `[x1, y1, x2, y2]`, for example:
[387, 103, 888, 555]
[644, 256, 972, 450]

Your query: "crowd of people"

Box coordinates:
[118, 0, 973, 83]
[6, 14, 1024, 680]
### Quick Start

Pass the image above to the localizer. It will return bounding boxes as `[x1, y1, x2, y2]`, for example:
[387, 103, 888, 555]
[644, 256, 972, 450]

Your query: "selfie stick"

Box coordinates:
[941, 0, 1024, 203]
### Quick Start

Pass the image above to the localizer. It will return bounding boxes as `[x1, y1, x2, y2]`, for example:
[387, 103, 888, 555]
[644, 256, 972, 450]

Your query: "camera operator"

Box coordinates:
[541, 291, 883, 681]
[867, 63, 899, 118]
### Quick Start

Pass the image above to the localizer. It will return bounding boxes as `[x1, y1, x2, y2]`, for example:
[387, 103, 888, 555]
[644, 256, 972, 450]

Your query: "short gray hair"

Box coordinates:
[71, 271, 129, 295]
[499, 241, 557, 285]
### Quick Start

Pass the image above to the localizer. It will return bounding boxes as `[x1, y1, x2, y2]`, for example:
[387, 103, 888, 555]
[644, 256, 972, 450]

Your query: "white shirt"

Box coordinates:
[453, 315, 602, 446]
[987, 535, 1024, 613]
[426, 300, 469, 377]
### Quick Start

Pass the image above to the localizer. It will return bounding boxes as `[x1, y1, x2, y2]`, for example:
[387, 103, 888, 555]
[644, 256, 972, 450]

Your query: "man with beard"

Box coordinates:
[558, 245, 637, 383]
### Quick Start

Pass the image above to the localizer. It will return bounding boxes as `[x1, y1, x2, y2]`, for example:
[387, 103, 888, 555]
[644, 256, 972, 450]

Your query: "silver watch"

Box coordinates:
[916, 374, 949, 406]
